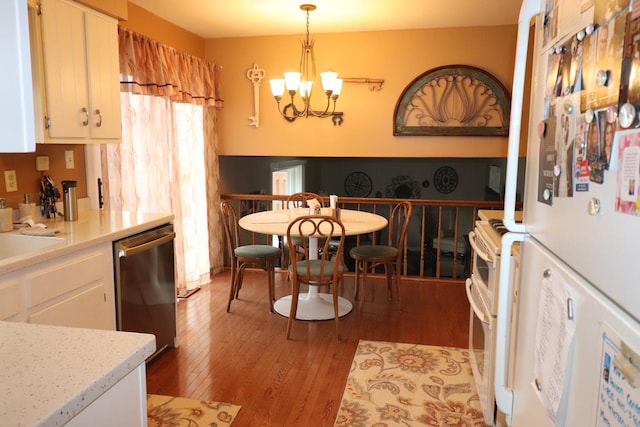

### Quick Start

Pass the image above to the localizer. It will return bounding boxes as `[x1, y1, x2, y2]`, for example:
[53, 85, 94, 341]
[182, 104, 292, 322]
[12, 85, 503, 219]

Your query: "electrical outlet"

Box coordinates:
[4, 170, 17, 192]
[65, 150, 75, 169]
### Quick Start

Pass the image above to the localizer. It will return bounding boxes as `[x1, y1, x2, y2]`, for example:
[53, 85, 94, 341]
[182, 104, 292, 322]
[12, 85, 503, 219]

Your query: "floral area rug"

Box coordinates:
[334, 341, 486, 427]
[147, 394, 241, 426]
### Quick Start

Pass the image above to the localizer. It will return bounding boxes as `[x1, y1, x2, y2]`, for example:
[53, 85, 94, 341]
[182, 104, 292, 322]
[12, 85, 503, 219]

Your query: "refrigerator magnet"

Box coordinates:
[606, 105, 617, 123]
[618, 103, 635, 128]
[585, 109, 595, 123]
[538, 121, 547, 137]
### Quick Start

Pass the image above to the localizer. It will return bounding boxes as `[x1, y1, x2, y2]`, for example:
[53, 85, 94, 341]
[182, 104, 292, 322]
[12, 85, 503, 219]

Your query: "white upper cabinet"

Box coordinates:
[36, 0, 121, 143]
[0, 0, 36, 152]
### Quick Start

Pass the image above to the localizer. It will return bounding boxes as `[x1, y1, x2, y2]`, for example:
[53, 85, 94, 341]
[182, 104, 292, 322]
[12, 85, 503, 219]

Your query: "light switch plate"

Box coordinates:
[36, 156, 49, 171]
[65, 150, 74, 169]
[5, 170, 17, 192]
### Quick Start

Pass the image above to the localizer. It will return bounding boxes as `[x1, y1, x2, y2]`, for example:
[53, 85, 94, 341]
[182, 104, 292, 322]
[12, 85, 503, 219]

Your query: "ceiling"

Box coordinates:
[128, 0, 524, 39]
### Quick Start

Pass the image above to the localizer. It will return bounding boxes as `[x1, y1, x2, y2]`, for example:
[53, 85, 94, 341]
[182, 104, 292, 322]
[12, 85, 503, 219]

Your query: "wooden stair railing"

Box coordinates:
[220, 194, 512, 283]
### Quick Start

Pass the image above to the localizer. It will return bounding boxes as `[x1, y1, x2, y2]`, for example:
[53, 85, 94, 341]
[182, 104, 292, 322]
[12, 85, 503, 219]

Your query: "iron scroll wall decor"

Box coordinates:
[393, 65, 511, 136]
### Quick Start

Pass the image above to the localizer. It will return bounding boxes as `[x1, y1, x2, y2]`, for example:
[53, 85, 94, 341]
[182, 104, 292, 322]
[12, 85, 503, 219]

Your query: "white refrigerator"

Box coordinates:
[496, 0, 640, 425]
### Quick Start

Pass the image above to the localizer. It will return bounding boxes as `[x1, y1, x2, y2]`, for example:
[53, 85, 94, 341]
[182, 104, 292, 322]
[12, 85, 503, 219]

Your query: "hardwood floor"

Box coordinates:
[146, 270, 471, 426]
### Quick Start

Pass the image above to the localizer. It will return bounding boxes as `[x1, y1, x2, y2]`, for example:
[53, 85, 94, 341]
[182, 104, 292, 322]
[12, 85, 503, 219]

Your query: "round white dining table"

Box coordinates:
[238, 208, 387, 320]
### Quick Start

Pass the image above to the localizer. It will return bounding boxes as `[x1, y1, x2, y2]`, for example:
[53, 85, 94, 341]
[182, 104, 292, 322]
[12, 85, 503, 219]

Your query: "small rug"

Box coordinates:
[147, 394, 241, 427]
[333, 340, 485, 427]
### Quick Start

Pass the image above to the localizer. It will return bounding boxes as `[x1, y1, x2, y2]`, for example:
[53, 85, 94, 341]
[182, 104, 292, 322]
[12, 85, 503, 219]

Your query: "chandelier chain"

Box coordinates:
[306, 8, 310, 44]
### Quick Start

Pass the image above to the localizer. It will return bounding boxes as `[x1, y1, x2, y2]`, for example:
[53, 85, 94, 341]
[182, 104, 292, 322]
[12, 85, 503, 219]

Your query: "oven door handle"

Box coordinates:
[468, 230, 494, 264]
[465, 278, 490, 324]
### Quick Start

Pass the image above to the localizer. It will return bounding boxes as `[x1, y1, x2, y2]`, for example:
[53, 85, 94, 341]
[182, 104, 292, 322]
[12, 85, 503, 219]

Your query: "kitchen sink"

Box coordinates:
[0, 233, 66, 260]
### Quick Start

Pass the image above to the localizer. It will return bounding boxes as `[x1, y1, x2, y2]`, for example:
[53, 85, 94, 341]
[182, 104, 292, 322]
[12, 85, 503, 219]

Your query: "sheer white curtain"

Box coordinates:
[103, 92, 211, 292]
[103, 27, 225, 293]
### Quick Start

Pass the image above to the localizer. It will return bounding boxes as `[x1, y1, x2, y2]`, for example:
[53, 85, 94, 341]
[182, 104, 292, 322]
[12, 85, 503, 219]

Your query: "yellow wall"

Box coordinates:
[119, 3, 205, 58]
[206, 25, 519, 158]
[0, 144, 87, 208]
[2, 4, 522, 210]
[74, 0, 127, 19]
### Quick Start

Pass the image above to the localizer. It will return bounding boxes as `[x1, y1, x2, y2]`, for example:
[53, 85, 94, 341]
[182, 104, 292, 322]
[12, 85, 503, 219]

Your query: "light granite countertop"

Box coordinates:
[0, 209, 174, 275]
[0, 208, 172, 425]
[0, 321, 155, 426]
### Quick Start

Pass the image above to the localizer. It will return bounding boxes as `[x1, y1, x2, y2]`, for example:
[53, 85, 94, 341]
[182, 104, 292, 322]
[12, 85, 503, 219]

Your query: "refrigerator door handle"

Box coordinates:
[494, 231, 526, 422]
[503, 0, 541, 233]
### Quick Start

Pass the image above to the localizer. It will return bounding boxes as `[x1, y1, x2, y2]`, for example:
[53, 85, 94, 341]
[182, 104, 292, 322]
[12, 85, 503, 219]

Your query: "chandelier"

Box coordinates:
[269, 4, 343, 124]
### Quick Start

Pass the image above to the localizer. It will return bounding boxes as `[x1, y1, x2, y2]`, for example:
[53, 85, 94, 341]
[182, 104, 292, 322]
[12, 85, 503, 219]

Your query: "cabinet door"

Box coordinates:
[65, 364, 147, 427]
[0, 0, 36, 152]
[84, 11, 121, 139]
[0, 276, 25, 321]
[40, 0, 89, 139]
[39, 0, 121, 142]
[29, 282, 112, 329]
[26, 242, 116, 330]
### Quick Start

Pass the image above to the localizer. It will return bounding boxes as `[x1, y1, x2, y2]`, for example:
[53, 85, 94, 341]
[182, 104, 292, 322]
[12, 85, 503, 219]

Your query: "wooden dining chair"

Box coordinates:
[282, 192, 323, 270]
[285, 192, 323, 209]
[349, 201, 413, 309]
[285, 191, 345, 268]
[220, 201, 281, 313]
[286, 215, 346, 341]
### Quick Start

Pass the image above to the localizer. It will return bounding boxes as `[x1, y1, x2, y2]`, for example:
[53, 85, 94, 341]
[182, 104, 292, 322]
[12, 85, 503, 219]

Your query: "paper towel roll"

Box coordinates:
[330, 195, 338, 209]
[0, 208, 13, 232]
[18, 203, 36, 220]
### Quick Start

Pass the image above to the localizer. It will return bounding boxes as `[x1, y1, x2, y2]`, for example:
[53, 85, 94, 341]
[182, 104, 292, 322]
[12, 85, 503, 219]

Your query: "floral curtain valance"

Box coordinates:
[118, 27, 224, 108]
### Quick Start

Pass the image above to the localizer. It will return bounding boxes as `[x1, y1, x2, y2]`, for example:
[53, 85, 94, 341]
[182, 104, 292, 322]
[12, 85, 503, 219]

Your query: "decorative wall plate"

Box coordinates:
[433, 166, 458, 194]
[385, 175, 421, 199]
[344, 171, 373, 197]
[393, 65, 511, 136]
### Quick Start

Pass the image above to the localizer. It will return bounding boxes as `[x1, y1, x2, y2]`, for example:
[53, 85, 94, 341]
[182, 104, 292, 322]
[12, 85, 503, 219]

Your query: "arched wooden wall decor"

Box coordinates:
[393, 65, 511, 136]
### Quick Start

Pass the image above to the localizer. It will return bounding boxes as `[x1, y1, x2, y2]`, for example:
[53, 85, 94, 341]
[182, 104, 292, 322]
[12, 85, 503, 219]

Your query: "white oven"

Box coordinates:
[466, 219, 514, 426]
[466, 275, 495, 426]
[468, 220, 504, 313]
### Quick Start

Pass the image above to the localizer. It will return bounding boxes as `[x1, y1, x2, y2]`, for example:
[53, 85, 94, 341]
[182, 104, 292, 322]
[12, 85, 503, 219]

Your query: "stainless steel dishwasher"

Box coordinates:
[114, 223, 177, 360]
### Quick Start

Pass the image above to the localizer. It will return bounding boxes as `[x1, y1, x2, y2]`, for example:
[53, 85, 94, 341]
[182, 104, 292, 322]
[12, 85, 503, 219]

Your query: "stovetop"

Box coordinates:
[475, 217, 522, 259]
[487, 218, 509, 236]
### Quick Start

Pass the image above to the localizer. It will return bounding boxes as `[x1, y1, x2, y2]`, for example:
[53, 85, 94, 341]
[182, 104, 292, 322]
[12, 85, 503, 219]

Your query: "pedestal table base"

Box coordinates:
[273, 292, 353, 320]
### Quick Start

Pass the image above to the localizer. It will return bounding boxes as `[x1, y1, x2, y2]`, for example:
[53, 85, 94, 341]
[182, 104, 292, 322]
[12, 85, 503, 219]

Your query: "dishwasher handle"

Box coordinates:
[118, 231, 176, 258]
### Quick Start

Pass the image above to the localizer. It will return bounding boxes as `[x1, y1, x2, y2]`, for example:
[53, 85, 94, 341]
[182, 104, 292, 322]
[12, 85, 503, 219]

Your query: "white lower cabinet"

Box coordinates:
[0, 276, 26, 321]
[1, 241, 116, 330]
[65, 363, 148, 427]
[29, 283, 111, 329]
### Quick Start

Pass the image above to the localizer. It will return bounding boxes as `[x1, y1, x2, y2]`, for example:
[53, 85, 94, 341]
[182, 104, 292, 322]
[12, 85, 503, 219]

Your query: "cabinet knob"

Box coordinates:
[95, 109, 103, 128]
[81, 107, 89, 126]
